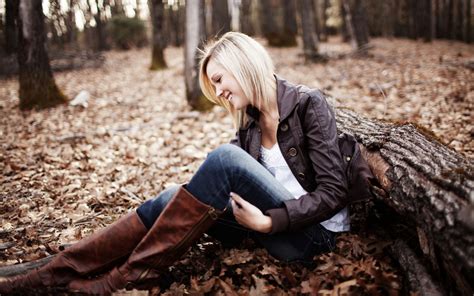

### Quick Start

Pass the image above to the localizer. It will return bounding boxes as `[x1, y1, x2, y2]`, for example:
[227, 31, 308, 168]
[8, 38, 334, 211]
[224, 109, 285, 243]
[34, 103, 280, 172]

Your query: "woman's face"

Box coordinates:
[206, 59, 250, 110]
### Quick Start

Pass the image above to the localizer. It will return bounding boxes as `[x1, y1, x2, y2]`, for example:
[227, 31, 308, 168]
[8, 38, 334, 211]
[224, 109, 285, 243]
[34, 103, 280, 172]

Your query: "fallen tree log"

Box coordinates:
[335, 108, 474, 296]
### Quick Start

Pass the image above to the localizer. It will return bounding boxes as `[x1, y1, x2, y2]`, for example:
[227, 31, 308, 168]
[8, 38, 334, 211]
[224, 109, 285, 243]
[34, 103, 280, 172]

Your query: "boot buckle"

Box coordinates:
[208, 208, 219, 220]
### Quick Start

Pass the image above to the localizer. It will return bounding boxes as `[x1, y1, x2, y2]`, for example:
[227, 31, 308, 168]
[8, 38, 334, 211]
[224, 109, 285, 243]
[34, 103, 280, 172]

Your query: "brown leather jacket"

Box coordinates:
[230, 75, 348, 234]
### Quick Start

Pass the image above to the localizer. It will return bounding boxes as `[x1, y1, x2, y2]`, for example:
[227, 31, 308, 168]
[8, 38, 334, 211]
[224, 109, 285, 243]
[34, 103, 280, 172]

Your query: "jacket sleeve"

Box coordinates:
[266, 92, 348, 233]
[229, 130, 241, 147]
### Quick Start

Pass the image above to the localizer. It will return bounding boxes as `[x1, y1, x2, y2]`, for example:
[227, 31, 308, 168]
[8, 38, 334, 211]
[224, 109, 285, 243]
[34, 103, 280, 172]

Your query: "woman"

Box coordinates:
[0, 32, 362, 295]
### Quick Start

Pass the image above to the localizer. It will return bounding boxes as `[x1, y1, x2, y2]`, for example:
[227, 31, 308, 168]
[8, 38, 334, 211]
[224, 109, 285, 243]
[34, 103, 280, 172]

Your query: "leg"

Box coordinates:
[68, 144, 333, 294]
[138, 186, 251, 248]
[0, 211, 147, 294]
[187, 144, 336, 260]
[137, 144, 334, 259]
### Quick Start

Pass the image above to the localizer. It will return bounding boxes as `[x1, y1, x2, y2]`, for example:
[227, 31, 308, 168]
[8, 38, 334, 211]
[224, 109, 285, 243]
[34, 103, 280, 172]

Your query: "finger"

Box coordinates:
[231, 199, 241, 213]
[230, 192, 243, 203]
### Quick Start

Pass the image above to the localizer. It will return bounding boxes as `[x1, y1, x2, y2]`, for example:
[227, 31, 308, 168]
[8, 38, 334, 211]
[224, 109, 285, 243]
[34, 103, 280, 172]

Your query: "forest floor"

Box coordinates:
[0, 37, 473, 295]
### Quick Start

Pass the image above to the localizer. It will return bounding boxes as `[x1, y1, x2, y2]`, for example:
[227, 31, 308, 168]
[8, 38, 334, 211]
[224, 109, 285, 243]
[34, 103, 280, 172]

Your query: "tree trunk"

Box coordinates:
[340, 1, 350, 42]
[464, 0, 471, 42]
[423, 0, 434, 42]
[185, 0, 212, 111]
[5, 0, 19, 54]
[335, 108, 474, 296]
[447, 0, 454, 39]
[341, 0, 358, 49]
[239, 0, 255, 36]
[17, 0, 67, 110]
[210, 0, 231, 37]
[65, 0, 77, 44]
[149, 0, 167, 70]
[260, 0, 297, 47]
[297, 0, 323, 62]
[381, 0, 395, 37]
[167, 0, 184, 47]
[93, 0, 107, 50]
[283, 0, 298, 45]
[453, 0, 463, 40]
[342, 0, 369, 54]
[321, 0, 330, 41]
[228, 0, 240, 32]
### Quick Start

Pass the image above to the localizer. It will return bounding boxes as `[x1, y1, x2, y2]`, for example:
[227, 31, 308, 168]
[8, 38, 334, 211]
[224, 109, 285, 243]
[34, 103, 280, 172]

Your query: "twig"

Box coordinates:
[120, 187, 143, 204]
[0, 255, 54, 277]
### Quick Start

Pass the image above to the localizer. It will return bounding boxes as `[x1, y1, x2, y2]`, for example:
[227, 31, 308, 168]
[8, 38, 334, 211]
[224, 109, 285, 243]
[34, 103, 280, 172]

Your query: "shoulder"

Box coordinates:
[294, 84, 332, 114]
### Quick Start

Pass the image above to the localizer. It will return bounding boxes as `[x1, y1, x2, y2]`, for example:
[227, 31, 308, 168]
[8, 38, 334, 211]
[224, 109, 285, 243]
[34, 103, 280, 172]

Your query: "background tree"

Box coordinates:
[185, 0, 212, 111]
[312, 0, 328, 42]
[341, 0, 369, 53]
[464, 0, 472, 43]
[65, 0, 77, 45]
[17, 0, 67, 109]
[260, 0, 297, 47]
[210, 0, 231, 38]
[5, 0, 19, 54]
[297, 0, 325, 62]
[165, 0, 185, 46]
[239, 0, 255, 36]
[149, 0, 167, 70]
[91, 0, 107, 50]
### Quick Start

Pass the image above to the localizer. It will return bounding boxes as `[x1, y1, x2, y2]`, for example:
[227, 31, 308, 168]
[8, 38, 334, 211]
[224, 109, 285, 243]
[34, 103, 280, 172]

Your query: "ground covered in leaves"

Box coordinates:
[0, 37, 472, 295]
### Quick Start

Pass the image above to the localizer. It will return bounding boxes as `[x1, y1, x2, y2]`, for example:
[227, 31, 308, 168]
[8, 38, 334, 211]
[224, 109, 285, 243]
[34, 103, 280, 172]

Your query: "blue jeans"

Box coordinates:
[137, 144, 336, 263]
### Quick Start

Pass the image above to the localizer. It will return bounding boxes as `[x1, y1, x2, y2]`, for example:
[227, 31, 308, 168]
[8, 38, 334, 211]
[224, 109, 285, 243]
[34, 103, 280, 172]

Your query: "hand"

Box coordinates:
[230, 192, 272, 233]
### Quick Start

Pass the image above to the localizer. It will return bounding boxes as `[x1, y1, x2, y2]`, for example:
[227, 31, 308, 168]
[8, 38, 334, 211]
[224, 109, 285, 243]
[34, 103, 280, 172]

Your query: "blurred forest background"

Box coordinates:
[0, 0, 473, 295]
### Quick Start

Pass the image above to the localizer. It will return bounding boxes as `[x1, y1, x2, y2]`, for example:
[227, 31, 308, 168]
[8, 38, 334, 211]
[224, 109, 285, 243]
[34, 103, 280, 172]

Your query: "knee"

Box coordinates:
[206, 144, 247, 167]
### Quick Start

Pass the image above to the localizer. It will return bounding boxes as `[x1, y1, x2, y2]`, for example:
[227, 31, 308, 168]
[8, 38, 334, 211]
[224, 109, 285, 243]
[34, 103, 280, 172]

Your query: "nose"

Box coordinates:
[216, 87, 225, 98]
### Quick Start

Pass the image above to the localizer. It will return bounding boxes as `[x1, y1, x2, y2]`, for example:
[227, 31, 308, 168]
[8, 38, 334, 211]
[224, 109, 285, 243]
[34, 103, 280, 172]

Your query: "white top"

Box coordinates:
[259, 144, 350, 232]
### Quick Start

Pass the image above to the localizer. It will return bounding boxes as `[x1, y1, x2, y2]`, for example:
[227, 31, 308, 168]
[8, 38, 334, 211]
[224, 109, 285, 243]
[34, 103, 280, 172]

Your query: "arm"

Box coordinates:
[229, 130, 241, 147]
[266, 92, 348, 233]
[230, 192, 272, 233]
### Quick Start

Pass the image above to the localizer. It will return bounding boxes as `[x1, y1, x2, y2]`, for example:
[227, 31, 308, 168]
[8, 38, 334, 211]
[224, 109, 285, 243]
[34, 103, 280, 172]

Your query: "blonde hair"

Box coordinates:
[199, 32, 275, 129]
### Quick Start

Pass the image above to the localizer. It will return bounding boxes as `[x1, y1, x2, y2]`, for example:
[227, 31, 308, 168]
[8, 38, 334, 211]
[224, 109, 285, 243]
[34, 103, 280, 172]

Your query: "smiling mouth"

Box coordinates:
[225, 94, 232, 101]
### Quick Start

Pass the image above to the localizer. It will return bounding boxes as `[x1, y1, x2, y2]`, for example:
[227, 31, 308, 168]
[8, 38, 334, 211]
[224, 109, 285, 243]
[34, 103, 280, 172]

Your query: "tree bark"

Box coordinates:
[423, 0, 434, 42]
[5, 0, 19, 54]
[239, 0, 255, 36]
[17, 0, 67, 110]
[321, 0, 330, 41]
[149, 0, 167, 70]
[297, 0, 324, 62]
[166, 0, 184, 47]
[210, 0, 231, 37]
[340, 1, 350, 42]
[283, 0, 298, 46]
[185, 0, 212, 111]
[352, 0, 369, 48]
[464, 0, 472, 43]
[65, 0, 77, 44]
[93, 0, 107, 51]
[335, 108, 474, 296]
[341, 0, 358, 50]
[260, 0, 297, 47]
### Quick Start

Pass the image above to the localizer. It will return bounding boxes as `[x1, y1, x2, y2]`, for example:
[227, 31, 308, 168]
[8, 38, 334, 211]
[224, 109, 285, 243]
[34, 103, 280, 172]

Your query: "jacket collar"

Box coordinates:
[244, 75, 299, 126]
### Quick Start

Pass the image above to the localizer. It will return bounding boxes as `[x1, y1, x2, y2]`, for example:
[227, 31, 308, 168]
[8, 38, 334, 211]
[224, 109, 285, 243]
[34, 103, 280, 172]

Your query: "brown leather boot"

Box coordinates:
[0, 211, 147, 294]
[68, 186, 223, 295]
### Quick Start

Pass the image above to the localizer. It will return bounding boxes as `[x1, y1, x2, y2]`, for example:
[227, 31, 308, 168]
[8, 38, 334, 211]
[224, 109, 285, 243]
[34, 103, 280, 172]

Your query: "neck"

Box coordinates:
[259, 78, 279, 121]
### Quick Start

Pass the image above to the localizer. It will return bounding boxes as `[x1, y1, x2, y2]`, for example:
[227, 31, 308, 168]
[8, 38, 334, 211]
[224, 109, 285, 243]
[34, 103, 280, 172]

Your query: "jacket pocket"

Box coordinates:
[338, 133, 374, 203]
